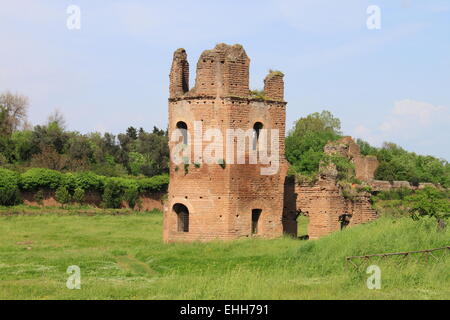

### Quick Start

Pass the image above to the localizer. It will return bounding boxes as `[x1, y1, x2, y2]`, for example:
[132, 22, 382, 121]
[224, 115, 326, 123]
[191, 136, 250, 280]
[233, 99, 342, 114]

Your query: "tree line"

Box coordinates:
[285, 110, 450, 188]
[1, 91, 449, 188]
[0, 91, 169, 177]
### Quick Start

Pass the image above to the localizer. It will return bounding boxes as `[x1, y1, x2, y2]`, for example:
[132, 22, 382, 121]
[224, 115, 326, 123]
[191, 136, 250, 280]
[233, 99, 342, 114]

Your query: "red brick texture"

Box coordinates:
[324, 136, 379, 182]
[296, 137, 380, 239]
[165, 44, 293, 242]
[295, 180, 378, 239]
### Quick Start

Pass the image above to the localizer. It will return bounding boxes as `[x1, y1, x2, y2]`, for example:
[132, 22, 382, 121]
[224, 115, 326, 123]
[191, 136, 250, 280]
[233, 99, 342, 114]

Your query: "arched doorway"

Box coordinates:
[173, 203, 189, 232]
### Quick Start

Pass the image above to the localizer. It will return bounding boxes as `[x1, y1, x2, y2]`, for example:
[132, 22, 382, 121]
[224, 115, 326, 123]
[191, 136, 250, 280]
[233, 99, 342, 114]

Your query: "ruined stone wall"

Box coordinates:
[186, 43, 250, 98]
[165, 97, 289, 241]
[295, 180, 378, 239]
[324, 136, 379, 182]
[294, 136, 437, 239]
[369, 180, 437, 192]
[353, 155, 379, 181]
[169, 48, 189, 98]
[296, 137, 380, 239]
[165, 44, 290, 242]
[165, 97, 233, 241]
[21, 190, 165, 211]
[264, 72, 284, 101]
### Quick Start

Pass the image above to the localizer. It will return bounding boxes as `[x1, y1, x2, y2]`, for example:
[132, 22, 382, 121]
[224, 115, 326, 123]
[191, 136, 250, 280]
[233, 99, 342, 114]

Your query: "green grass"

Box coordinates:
[297, 215, 309, 237]
[0, 207, 448, 299]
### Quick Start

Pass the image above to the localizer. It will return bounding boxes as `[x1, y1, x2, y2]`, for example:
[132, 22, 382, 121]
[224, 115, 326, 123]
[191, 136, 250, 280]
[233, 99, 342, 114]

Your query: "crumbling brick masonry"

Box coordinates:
[164, 44, 295, 242]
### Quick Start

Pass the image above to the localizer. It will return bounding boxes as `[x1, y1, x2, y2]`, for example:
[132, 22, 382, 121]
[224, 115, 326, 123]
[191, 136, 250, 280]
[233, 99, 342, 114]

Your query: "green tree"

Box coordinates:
[73, 187, 85, 204]
[102, 180, 123, 208]
[356, 138, 378, 156]
[126, 126, 138, 140]
[55, 186, 71, 207]
[286, 110, 342, 176]
[406, 187, 450, 230]
[128, 152, 146, 176]
[0, 168, 21, 206]
[11, 130, 35, 162]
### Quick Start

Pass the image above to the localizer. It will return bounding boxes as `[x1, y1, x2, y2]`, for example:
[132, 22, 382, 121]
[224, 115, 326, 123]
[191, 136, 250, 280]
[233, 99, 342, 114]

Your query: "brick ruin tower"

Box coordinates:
[164, 43, 296, 242]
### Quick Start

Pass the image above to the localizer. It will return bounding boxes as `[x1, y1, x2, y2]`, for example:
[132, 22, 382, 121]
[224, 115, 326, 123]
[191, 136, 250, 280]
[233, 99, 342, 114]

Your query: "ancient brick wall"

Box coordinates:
[21, 191, 165, 211]
[324, 136, 379, 182]
[165, 44, 291, 242]
[353, 155, 379, 181]
[295, 180, 378, 239]
[296, 137, 380, 239]
[369, 180, 436, 192]
[169, 48, 189, 98]
[294, 136, 435, 239]
[264, 72, 284, 101]
[186, 43, 250, 98]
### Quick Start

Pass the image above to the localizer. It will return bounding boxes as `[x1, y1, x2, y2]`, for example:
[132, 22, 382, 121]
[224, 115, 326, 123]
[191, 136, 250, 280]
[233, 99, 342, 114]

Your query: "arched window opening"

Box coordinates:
[176, 121, 188, 145]
[251, 209, 262, 235]
[174, 203, 189, 232]
[252, 122, 263, 150]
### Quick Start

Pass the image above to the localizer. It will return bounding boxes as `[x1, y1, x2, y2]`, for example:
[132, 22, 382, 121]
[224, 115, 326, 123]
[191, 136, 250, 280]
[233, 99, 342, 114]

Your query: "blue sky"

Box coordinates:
[1, 0, 449, 159]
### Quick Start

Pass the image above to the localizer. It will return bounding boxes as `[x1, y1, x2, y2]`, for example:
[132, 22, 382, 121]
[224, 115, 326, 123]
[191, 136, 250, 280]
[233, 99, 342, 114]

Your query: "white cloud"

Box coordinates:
[275, 0, 369, 34]
[380, 99, 449, 134]
[354, 124, 377, 144]
[353, 99, 450, 159]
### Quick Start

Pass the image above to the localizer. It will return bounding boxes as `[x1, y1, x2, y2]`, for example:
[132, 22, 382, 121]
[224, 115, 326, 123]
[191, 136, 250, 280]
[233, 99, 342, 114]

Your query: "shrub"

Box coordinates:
[90, 162, 128, 177]
[128, 152, 146, 176]
[73, 187, 85, 204]
[102, 179, 124, 209]
[286, 111, 342, 176]
[375, 188, 414, 201]
[0, 168, 21, 205]
[138, 174, 169, 193]
[324, 154, 356, 182]
[73, 172, 105, 192]
[20, 168, 63, 191]
[34, 190, 44, 206]
[250, 89, 266, 100]
[124, 186, 139, 208]
[55, 186, 71, 207]
[406, 187, 450, 229]
[62, 172, 77, 191]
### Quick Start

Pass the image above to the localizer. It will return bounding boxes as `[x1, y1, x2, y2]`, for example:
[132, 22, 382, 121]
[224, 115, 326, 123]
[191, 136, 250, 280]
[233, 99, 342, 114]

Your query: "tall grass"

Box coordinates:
[0, 209, 448, 299]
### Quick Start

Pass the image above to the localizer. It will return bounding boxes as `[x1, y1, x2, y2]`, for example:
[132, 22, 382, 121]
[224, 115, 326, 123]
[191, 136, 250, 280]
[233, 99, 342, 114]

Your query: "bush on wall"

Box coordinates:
[19, 168, 63, 191]
[73, 172, 106, 192]
[73, 187, 85, 204]
[138, 174, 169, 193]
[55, 186, 71, 207]
[0, 168, 22, 205]
[101, 179, 124, 209]
[0, 167, 169, 207]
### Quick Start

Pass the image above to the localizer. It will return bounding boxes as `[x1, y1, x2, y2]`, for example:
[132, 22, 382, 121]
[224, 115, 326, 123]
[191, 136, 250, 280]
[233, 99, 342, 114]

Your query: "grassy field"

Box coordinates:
[0, 205, 448, 300]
